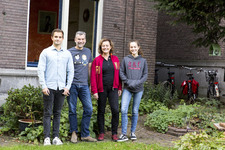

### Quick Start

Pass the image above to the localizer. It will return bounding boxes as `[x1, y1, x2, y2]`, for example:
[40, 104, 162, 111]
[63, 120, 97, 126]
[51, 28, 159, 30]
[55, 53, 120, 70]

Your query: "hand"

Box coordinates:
[93, 93, 99, 100]
[89, 85, 91, 93]
[43, 87, 50, 96]
[62, 88, 70, 96]
[118, 90, 122, 97]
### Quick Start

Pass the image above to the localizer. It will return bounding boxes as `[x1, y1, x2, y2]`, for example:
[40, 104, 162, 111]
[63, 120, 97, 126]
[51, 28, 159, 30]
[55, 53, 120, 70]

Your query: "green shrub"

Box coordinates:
[144, 103, 199, 133]
[0, 85, 113, 144]
[174, 131, 225, 150]
[142, 82, 177, 109]
[0, 84, 43, 134]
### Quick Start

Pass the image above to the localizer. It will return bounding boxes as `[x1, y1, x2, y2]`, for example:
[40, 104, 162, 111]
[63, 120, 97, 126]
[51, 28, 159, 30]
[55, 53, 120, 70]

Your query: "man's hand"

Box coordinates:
[93, 93, 99, 100]
[43, 87, 50, 96]
[118, 90, 122, 97]
[62, 88, 70, 96]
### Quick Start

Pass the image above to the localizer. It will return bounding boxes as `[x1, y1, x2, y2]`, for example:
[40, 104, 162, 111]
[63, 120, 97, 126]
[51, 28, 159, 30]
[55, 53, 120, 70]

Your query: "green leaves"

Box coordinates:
[174, 131, 225, 149]
[149, 0, 225, 47]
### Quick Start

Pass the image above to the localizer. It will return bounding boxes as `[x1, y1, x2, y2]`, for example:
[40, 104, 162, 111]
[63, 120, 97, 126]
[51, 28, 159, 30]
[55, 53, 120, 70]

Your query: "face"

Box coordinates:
[101, 41, 111, 55]
[51, 32, 64, 46]
[129, 42, 139, 56]
[75, 34, 86, 49]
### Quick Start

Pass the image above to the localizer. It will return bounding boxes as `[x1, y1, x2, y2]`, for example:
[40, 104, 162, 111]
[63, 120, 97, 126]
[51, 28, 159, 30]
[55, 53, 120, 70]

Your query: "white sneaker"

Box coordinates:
[44, 137, 51, 146]
[52, 137, 63, 145]
[130, 132, 137, 140]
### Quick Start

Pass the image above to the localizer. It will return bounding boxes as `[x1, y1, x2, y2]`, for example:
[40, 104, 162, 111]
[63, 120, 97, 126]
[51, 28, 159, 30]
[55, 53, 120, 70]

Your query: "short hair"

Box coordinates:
[128, 40, 144, 57]
[75, 31, 86, 38]
[51, 28, 64, 38]
[98, 38, 114, 55]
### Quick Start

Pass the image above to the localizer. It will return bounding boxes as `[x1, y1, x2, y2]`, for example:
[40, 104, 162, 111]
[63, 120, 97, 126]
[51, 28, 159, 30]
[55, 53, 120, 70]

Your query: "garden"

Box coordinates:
[1, 83, 225, 149]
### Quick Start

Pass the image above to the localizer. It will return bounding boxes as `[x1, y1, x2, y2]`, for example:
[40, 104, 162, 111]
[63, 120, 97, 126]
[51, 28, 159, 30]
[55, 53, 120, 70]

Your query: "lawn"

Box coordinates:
[0, 141, 177, 150]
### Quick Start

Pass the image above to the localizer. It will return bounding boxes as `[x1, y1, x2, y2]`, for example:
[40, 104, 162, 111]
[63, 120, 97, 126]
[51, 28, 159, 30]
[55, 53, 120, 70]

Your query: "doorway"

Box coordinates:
[67, 0, 95, 50]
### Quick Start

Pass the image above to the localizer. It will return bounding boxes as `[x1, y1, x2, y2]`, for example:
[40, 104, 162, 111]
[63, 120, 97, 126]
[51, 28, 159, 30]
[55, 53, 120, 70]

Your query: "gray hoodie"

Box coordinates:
[120, 54, 148, 92]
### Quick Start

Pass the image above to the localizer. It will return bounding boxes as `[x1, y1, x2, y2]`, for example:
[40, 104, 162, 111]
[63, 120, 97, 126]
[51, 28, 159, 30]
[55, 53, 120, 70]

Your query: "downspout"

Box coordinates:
[58, 0, 63, 29]
[123, 0, 128, 57]
[133, 0, 137, 39]
[93, 0, 99, 58]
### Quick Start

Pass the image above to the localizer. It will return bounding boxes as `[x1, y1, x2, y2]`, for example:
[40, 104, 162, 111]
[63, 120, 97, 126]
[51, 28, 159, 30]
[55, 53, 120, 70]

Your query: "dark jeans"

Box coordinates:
[98, 86, 119, 135]
[43, 88, 65, 138]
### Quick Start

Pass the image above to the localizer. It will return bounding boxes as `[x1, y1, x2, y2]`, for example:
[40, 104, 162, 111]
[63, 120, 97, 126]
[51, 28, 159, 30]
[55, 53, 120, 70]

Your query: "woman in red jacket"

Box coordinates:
[91, 38, 122, 142]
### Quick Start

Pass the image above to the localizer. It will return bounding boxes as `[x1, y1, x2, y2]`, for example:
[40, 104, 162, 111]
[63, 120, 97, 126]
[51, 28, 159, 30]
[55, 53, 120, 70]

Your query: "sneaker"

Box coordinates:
[117, 134, 128, 142]
[43, 137, 51, 146]
[112, 134, 118, 142]
[130, 132, 137, 140]
[81, 136, 97, 142]
[71, 131, 77, 143]
[97, 133, 104, 141]
[52, 137, 63, 145]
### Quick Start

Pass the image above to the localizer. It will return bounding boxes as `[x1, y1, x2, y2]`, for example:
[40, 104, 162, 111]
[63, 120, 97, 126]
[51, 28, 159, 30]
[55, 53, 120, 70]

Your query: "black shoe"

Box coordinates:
[117, 134, 128, 142]
[130, 132, 137, 140]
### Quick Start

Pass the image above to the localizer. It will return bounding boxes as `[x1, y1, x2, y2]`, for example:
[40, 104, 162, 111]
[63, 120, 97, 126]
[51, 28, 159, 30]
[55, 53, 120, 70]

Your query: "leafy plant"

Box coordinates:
[174, 131, 225, 150]
[144, 103, 199, 133]
[0, 84, 43, 134]
[141, 82, 177, 110]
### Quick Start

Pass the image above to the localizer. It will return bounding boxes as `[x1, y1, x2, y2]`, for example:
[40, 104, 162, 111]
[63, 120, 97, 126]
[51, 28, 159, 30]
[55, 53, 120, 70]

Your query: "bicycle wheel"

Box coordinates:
[160, 81, 172, 93]
[207, 84, 214, 101]
[187, 94, 195, 104]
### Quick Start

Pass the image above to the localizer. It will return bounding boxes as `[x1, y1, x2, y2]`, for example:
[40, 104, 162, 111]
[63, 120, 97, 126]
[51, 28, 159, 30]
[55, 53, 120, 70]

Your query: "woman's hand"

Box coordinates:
[118, 90, 122, 97]
[93, 93, 99, 100]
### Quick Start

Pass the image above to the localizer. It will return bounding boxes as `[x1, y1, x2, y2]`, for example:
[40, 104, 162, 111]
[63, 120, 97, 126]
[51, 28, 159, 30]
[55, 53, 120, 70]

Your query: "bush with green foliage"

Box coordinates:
[0, 84, 43, 134]
[144, 102, 201, 133]
[145, 99, 225, 135]
[174, 131, 225, 150]
[0, 84, 113, 144]
[138, 82, 178, 115]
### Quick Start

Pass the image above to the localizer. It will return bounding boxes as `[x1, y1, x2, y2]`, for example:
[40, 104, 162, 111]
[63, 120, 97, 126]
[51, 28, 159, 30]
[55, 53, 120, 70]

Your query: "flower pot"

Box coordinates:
[18, 119, 42, 132]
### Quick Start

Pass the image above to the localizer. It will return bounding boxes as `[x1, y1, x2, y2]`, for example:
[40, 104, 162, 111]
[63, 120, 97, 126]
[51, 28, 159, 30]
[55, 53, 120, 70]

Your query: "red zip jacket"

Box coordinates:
[91, 54, 122, 94]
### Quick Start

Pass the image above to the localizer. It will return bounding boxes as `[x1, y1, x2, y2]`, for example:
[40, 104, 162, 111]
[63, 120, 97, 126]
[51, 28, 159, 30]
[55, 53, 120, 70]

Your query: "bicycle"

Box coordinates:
[155, 62, 176, 96]
[180, 66, 199, 104]
[197, 68, 220, 101]
[166, 65, 175, 96]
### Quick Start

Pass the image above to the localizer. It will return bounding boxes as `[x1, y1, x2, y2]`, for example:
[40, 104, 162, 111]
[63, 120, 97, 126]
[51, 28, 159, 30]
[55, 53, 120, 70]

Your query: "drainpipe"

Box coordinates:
[133, 0, 137, 39]
[58, 0, 63, 29]
[123, 0, 128, 57]
[92, 0, 99, 58]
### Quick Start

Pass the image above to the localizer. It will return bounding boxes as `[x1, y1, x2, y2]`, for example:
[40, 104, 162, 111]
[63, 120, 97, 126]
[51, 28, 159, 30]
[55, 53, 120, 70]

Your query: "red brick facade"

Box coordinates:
[0, 0, 28, 69]
[156, 12, 225, 61]
[102, 0, 158, 83]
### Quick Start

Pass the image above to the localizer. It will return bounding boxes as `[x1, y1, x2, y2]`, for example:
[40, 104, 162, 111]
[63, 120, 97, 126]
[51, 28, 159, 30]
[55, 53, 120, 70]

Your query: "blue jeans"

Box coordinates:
[67, 84, 93, 137]
[43, 88, 65, 138]
[121, 89, 143, 135]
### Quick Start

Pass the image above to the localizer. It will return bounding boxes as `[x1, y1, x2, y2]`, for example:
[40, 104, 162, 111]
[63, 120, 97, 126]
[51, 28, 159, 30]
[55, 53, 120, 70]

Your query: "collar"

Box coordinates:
[51, 45, 64, 51]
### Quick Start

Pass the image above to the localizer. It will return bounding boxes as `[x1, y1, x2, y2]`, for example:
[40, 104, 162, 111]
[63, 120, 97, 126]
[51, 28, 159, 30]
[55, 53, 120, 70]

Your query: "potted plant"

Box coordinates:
[3, 84, 43, 132]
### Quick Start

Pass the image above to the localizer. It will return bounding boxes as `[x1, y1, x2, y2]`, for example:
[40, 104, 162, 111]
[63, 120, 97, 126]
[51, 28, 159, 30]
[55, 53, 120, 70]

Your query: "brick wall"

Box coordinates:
[102, 0, 158, 83]
[0, 0, 28, 69]
[156, 12, 225, 61]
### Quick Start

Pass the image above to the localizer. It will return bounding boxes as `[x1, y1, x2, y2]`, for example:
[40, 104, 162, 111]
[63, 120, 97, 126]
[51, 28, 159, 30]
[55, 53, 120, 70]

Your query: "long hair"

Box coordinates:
[98, 38, 114, 55]
[128, 40, 144, 57]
